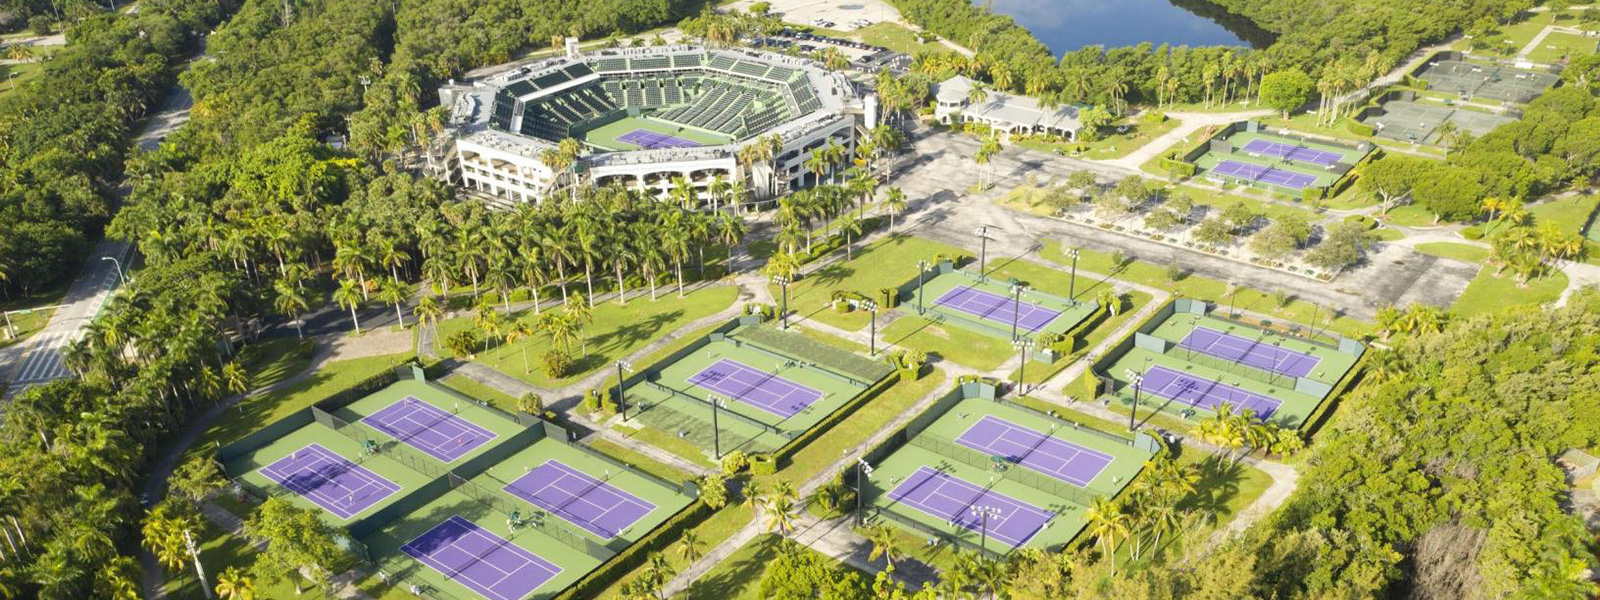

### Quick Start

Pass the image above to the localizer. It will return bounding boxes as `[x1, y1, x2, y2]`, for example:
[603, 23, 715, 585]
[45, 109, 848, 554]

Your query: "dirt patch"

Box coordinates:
[324, 327, 414, 362]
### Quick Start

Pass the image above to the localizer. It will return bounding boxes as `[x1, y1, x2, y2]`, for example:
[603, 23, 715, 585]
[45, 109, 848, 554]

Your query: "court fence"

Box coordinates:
[642, 378, 793, 438]
[728, 325, 892, 384]
[1162, 341, 1298, 389]
[444, 472, 618, 560]
[312, 407, 451, 480]
[722, 334, 876, 388]
[992, 396, 1162, 453]
[906, 432, 1099, 507]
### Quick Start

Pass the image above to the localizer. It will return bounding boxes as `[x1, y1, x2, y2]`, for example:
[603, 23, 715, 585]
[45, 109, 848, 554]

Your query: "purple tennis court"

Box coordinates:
[503, 460, 656, 539]
[1180, 326, 1321, 378]
[617, 128, 701, 149]
[1209, 160, 1318, 189]
[955, 416, 1113, 487]
[1240, 139, 1344, 166]
[932, 286, 1061, 333]
[886, 466, 1055, 548]
[401, 515, 561, 600]
[686, 358, 823, 418]
[361, 396, 498, 462]
[259, 443, 400, 520]
[1140, 365, 1282, 417]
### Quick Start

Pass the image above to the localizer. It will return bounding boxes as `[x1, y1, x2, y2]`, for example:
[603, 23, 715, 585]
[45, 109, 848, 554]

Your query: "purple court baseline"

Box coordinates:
[686, 358, 823, 418]
[1179, 326, 1320, 378]
[955, 416, 1113, 487]
[1139, 365, 1282, 417]
[932, 285, 1060, 332]
[886, 466, 1054, 548]
[617, 129, 701, 149]
[503, 459, 656, 539]
[259, 443, 400, 520]
[1209, 160, 1317, 189]
[1239, 139, 1342, 166]
[401, 515, 560, 600]
[361, 396, 498, 462]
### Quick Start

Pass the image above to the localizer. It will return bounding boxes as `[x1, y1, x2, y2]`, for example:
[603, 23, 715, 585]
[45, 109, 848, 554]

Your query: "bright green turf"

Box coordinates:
[1413, 242, 1491, 263]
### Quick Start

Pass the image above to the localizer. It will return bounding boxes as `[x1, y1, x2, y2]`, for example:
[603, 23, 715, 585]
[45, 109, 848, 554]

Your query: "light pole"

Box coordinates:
[1066, 247, 1081, 300]
[773, 275, 791, 330]
[1123, 368, 1144, 432]
[916, 260, 929, 314]
[708, 394, 725, 458]
[615, 360, 633, 420]
[102, 256, 127, 285]
[1009, 282, 1027, 341]
[1012, 338, 1034, 394]
[862, 300, 879, 356]
[974, 226, 989, 279]
[854, 458, 873, 526]
[971, 505, 1001, 552]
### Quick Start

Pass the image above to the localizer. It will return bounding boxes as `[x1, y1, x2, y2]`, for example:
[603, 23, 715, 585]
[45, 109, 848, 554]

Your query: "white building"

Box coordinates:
[435, 44, 866, 205]
[932, 75, 1082, 140]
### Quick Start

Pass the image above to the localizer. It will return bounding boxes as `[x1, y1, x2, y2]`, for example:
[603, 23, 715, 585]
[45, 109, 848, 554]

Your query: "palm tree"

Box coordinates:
[272, 278, 308, 339]
[861, 523, 901, 570]
[333, 278, 365, 334]
[678, 529, 704, 562]
[222, 361, 249, 397]
[214, 567, 256, 600]
[838, 212, 863, 259]
[414, 295, 443, 329]
[143, 502, 212, 598]
[717, 213, 746, 274]
[1083, 496, 1130, 570]
[377, 278, 408, 328]
[764, 496, 797, 535]
[883, 187, 908, 232]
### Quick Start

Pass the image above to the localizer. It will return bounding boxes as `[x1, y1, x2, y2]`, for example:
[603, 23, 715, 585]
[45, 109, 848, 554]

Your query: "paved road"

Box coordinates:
[1, 40, 203, 395]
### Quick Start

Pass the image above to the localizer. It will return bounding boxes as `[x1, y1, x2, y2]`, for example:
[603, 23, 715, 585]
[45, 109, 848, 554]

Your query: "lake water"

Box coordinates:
[981, 0, 1275, 53]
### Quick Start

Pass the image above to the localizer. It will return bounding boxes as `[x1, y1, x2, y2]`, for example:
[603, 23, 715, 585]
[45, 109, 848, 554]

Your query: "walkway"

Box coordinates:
[1092, 109, 1274, 173]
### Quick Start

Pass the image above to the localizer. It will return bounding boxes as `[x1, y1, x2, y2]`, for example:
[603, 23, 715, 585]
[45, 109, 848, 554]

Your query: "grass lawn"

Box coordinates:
[1526, 30, 1599, 63]
[240, 338, 313, 390]
[1452, 268, 1569, 316]
[761, 369, 947, 489]
[438, 373, 521, 412]
[1413, 242, 1491, 263]
[1176, 184, 1322, 224]
[1037, 240, 1374, 338]
[1371, 227, 1406, 242]
[882, 315, 1012, 370]
[612, 421, 719, 468]
[0, 300, 56, 350]
[778, 235, 970, 332]
[1379, 204, 1441, 228]
[585, 502, 758, 600]
[195, 350, 417, 451]
[853, 22, 949, 55]
[436, 285, 738, 387]
[587, 438, 695, 484]
[1529, 194, 1599, 233]
[679, 534, 798, 600]
[1015, 116, 1182, 161]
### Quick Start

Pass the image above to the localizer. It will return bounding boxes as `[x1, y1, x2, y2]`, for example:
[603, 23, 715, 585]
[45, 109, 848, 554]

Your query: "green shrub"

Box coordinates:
[1346, 120, 1377, 136]
[28, 16, 51, 35]
[542, 349, 575, 378]
[1460, 226, 1484, 240]
[749, 454, 777, 475]
[445, 330, 481, 358]
[720, 450, 748, 475]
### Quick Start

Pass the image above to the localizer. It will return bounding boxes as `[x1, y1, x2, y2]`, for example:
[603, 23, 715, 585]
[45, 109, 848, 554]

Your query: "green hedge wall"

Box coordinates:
[552, 498, 716, 600]
[1346, 120, 1376, 137]
[766, 370, 902, 469]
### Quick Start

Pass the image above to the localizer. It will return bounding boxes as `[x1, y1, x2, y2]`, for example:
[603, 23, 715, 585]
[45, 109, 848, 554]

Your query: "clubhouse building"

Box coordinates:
[933, 75, 1082, 140]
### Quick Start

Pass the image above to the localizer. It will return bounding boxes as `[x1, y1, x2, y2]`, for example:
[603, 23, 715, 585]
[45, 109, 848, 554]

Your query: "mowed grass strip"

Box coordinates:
[1452, 267, 1568, 317]
[437, 285, 738, 387]
[777, 235, 971, 332]
[1413, 242, 1490, 263]
[1038, 240, 1373, 338]
[199, 350, 418, 450]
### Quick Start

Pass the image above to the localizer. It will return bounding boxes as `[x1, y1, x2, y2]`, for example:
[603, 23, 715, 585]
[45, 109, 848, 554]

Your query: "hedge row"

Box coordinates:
[791, 215, 887, 267]
[762, 370, 903, 470]
[552, 497, 715, 600]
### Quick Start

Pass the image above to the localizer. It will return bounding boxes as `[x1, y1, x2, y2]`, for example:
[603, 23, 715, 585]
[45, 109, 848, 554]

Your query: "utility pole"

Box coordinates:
[916, 260, 929, 314]
[974, 225, 989, 279]
[855, 458, 873, 526]
[774, 275, 791, 330]
[1067, 247, 1081, 300]
[971, 505, 1001, 553]
[1124, 368, 1144, 432]
[615, 360, 632, 420]
[1013, 338, 1033, 394]
[709, 394, 724, 458]
[863, 300, 878, 355]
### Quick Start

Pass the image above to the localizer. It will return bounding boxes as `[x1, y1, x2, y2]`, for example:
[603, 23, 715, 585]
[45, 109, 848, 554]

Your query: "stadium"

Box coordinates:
[437, 41, 867, 204]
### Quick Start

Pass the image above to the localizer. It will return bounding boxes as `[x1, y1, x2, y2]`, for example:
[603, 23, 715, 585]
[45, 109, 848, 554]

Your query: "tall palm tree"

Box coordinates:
[861, 523, 901, 569]
[838, 212, 863, 259]
[883, 187, 908, 232]
[377, 278, 409, 328]
[1083, 496, 1130, 571]
[214, 567, 256, 600]
[678, 530, 703, 562]
[272, 278, 308, 339]
[333, 278, 365, 334]
[413, 296, 443, 331]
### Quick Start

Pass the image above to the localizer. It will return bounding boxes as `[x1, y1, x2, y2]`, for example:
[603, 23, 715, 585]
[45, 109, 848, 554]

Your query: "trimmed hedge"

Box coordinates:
[1346, 120, 1377, 137]
[552, 497, 715, 600]
[1161, 157, 1198, 178]
[1460, 226, 1484, 240]
[768, 370, 902, 469]
[1344, 214, 1379, 230]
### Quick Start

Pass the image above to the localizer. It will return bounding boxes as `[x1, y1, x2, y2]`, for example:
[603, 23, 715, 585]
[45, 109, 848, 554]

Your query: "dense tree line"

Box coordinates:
[886, 0, 1530, 116]
[0, 0, 233, 296]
